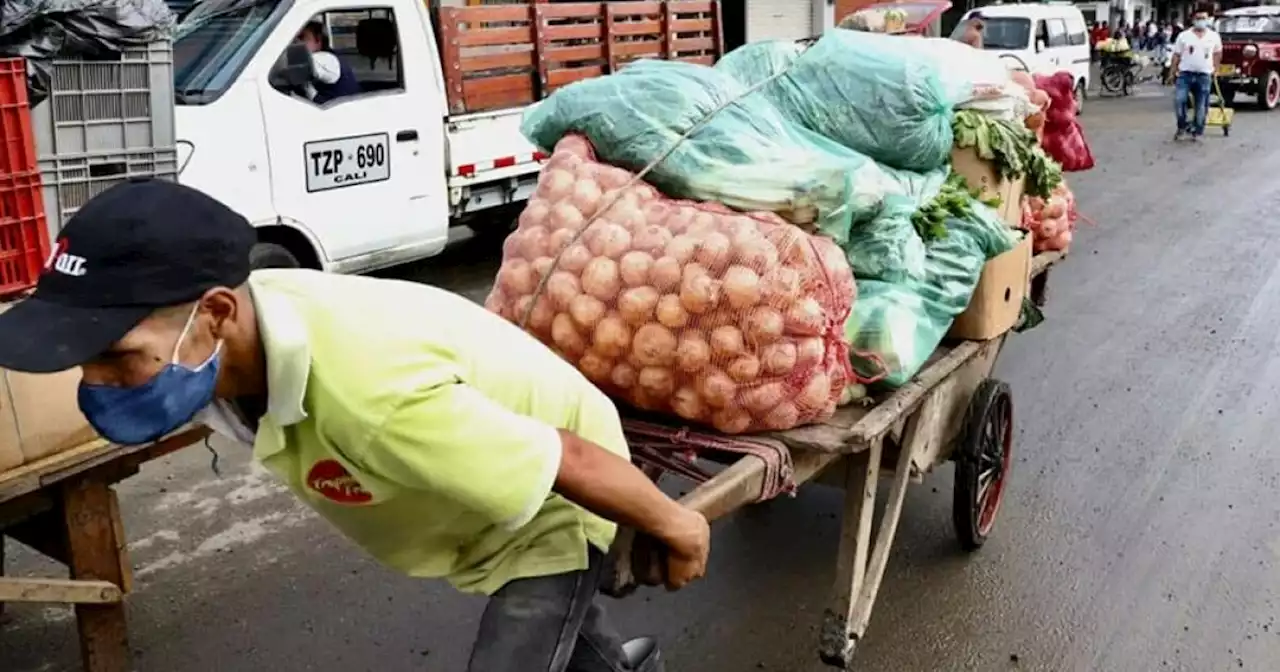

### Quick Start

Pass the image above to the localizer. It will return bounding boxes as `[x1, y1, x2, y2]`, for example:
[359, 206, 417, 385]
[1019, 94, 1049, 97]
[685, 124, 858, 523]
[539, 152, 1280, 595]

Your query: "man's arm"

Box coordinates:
[354, 382, 709, 588]
[1213, 35, 1223, 69]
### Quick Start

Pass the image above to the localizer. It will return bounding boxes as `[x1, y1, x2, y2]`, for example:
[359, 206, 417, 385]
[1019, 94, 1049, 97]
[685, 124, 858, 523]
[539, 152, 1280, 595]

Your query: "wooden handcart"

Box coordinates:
[607, 250, 1065, 669]
[0, 427, 209, 672]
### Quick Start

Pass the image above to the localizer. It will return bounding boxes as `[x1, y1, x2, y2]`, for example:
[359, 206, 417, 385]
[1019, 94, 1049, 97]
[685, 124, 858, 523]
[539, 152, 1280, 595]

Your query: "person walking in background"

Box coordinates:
[1170, 10, 1222, 140]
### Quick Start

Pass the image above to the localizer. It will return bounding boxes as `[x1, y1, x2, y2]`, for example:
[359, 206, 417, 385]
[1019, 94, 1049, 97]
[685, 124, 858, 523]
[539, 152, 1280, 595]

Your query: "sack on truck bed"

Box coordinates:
[485, 135, 855, 434]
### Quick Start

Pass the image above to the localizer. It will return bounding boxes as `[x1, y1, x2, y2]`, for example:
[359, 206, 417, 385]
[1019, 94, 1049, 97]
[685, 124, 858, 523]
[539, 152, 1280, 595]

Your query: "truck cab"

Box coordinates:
[1216, 6, 1280, 110]
[171, 0, 723, 272]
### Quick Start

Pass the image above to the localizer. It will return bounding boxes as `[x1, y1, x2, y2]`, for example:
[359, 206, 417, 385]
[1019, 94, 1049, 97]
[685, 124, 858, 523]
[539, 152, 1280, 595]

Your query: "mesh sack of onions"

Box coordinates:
[484, 134, 855, 434]
[1020, 181, 1077, 253]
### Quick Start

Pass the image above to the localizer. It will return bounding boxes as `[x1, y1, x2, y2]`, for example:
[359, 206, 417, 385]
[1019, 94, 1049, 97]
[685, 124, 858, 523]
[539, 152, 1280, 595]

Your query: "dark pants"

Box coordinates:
[1175, 71, 1212, 135]
[468, 550, 636, 672]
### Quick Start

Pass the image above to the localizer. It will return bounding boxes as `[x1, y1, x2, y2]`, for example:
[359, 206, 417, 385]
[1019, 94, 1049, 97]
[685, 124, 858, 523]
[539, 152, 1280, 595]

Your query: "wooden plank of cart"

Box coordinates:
[0, 427, 209, 672]
[606, 250, 1065, 669]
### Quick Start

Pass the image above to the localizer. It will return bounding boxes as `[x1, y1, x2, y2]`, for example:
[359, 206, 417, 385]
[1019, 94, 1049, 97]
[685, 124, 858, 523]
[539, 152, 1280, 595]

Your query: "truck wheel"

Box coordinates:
[250, 242, 301, 270]
[1075, 79, 1086, 115]
[1256, 70, 1280, 110]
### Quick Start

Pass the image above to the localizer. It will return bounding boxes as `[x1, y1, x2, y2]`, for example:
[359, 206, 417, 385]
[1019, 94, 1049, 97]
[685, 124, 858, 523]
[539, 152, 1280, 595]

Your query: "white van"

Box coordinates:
[952, 3, 1091, 109]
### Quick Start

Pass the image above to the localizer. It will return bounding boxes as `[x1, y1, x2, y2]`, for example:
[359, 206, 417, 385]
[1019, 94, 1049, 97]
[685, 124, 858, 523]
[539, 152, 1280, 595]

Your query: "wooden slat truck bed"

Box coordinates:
[437, 1, 724, 114]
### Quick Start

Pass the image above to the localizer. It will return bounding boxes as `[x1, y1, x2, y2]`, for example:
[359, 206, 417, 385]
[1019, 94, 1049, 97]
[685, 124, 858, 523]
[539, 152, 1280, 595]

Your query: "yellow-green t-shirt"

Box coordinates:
[215, 269, 628, 595]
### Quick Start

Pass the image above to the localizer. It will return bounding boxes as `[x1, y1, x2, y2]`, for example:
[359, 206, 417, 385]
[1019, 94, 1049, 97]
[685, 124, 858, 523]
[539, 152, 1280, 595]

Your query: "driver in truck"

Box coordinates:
[298, 19, 360, 104]
[0, 179, 709, 672]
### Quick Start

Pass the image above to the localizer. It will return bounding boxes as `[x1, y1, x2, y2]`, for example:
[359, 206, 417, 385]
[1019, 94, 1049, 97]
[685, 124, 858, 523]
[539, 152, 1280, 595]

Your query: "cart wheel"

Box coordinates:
[952, 379, 1013, 552]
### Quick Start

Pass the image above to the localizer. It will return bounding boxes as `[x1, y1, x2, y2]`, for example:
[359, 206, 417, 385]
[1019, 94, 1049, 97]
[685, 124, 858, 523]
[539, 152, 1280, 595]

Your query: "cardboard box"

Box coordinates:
[950, 146, 1026, 228]
[949, 233, 1033, 341]
[0, 302, 99, 473]
[0, 368, 99, 469]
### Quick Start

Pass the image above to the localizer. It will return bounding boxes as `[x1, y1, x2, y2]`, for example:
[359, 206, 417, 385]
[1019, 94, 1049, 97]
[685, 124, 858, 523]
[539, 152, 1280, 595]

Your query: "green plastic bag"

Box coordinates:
[844, 203, 1018, 388]
[521, 59, 889, 234]
[714, 32, 956, 172]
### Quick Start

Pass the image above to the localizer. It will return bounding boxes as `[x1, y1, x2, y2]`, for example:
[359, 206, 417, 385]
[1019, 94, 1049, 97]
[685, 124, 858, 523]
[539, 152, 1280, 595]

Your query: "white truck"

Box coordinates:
[171, 0, 723, 271]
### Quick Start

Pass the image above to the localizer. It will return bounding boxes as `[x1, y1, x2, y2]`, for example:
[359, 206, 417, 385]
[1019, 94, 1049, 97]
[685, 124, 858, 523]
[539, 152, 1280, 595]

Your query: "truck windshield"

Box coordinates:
[174, 0, 287, 105]
[950, 17, 1031, 51]
[1218, 14, 1280, 36]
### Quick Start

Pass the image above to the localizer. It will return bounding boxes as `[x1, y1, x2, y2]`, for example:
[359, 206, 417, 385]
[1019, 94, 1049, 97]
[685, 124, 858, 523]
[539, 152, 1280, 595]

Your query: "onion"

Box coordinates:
[606, 200, 646, 231]
[671, 386, 705, 421]
[726, 355, 761, 383]
[698, 310, 736, 329]
[549, 202, 585, 232]
[547, 228, 576, 254]
[711, 407, 752, 434]
[770, 228, 809, 267]
[656, 294, 689, 329]
[632, 324, 678, 367]
[519, 199, 551, 229]
[759, 342, 798, 375]
[531, 256, 554, 281]
[610, 362, 638, 390]
[517, 226, 550, 260]
[596, 165, 633, 190]
[578, 351, 614, 383]
[539, 169, 576, 202]
[593, 314, 633, 358]
[637, 366, 676, 399]
[761, 401, 800, 430]
[665, 235, 699, 264]
[785, 298, 825, 336]
[740, 382, 785, 414]
[679, 270, 721, 315]
[581, 257, 621, 300]
[559, 244, 593, 274]
[761, 267, 802, 307]
[676, 332, 711, 373]
[664, 207, 695, 234]
[722, 265, 762, 310]
[551, 313, 586, 357]
[797, 371, 832, 411]
[631, 225, 673, 256]
[745, 307, 785, 345]
[732, 232, 779, 269]
[586, 223, 632, 259]
[484, 290, 506, 316]
[694, 231, 732, 272]
[570, 179, 603, 217]
[546, 271, 581, 309]
[618, 286, 660, 325]
[709, 325, 746, 359]
[795, 338, 824, 369]
[619, 251, 655, 287]
[698, 369, 737, 408]
[569, 294, 606, 330]
[649, 256, 683, 291]
[689, 211, 718, 234]
[498, 259, 537, 296]
[513, 295, 554, 333]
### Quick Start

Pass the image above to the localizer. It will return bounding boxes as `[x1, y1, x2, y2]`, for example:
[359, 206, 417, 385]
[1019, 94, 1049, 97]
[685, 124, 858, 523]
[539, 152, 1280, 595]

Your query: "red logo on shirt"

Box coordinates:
[306, 459, 373, 504]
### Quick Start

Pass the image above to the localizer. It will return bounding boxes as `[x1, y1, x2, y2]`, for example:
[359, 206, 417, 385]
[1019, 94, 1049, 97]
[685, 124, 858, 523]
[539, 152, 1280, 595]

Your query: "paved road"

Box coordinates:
[4, 93, 1280, 672]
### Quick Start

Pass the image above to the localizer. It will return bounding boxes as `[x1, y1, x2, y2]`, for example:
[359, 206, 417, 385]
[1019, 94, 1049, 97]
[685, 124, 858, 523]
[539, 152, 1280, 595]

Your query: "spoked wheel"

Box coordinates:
[1100, 66, 1127, 95]
[952, 379, 1013, 552]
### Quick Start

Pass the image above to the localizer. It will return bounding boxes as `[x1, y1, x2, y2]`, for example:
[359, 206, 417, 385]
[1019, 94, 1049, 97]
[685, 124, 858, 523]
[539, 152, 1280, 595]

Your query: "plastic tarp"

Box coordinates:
[0, 0, 176, 103]
[522, 58, 896, 239]
[717, 31, 955, 172]
[845, 204, 1018, 387]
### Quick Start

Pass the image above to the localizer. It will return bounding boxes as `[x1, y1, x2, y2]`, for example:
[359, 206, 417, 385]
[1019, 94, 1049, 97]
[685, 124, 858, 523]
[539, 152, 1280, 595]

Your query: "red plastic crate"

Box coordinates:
[0, 171, 50, 298]
[0, 58, 37, 178]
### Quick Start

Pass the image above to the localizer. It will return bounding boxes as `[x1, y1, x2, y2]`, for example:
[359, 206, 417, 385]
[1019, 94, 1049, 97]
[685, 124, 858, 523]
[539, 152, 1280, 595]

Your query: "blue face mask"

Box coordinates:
[1194, 19, 1210, 29]
[79, 306, 223, 446]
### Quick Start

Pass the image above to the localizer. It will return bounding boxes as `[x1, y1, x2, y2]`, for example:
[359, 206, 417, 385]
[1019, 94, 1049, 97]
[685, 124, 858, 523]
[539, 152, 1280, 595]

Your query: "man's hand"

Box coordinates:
[657, 507, 710, 590]
[553, 429, 713, 591]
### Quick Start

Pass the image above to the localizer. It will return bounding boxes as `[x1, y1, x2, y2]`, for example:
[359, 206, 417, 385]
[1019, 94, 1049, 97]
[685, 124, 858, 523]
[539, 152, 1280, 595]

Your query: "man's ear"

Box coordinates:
[199, 286, 242, 337]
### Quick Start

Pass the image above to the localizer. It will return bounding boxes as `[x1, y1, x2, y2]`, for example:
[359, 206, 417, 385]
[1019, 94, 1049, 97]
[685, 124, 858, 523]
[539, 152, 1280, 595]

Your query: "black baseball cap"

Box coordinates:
[0, 179, 255, 373]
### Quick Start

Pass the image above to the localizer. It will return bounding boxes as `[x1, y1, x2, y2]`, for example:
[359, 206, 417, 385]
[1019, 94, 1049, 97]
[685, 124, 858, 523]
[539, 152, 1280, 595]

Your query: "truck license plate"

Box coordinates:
[1217, 64, 1238, 76]
[304, 132, 391, 193]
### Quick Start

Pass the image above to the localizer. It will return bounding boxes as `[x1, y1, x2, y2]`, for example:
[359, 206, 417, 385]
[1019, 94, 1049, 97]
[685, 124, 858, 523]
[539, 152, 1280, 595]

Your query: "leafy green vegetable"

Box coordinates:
[952, 110, 1063, 198]
[910, 170, 999, 242]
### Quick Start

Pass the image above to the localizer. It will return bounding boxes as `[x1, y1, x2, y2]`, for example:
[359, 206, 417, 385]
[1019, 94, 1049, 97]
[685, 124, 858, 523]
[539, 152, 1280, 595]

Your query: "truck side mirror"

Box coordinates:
[269, 41, 314, 91]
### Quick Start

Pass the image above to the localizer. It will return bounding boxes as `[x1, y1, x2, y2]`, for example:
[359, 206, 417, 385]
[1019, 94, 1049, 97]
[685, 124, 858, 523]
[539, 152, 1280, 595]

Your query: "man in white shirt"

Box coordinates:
[1169, 10, 1222, 140]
